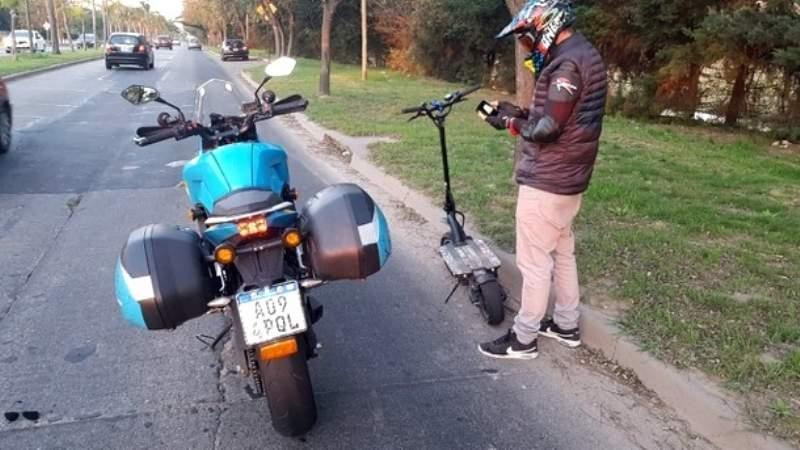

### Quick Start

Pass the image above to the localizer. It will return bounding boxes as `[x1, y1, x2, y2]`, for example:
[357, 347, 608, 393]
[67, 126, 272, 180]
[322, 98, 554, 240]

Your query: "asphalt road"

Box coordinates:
[0, 48, 704, 449]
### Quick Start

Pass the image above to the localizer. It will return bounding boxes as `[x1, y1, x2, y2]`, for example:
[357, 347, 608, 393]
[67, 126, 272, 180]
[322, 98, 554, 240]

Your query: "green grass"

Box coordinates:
[251, 58, 800, 442]
[0, 50, 103, 77]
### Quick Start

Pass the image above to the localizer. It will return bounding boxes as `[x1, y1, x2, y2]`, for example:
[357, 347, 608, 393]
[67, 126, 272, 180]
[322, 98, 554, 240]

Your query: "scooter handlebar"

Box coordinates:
[401, 105, 424, 114]
[459, 85, 481, 98]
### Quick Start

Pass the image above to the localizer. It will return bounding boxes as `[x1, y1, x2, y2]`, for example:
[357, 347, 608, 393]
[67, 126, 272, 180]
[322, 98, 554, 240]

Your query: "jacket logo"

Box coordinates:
[554, 77, 577, 95]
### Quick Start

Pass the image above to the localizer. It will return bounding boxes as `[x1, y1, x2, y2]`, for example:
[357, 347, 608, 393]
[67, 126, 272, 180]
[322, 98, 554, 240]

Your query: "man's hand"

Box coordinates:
[493, 101, 526, 118]
[485, 114, 509, 130]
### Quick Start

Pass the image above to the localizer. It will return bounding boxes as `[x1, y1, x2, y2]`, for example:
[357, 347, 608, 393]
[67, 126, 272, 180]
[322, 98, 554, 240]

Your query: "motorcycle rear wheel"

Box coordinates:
[259, 336, 317, 437]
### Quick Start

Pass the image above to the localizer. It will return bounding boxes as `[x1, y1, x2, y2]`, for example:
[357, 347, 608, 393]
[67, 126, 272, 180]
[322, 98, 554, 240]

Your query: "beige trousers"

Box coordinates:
[512, 185, 583, 344]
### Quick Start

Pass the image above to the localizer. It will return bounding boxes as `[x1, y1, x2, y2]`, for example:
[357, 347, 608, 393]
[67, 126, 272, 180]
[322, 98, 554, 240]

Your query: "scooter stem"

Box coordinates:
[437, 122, 468, 245]
[437, 123, 456, 214]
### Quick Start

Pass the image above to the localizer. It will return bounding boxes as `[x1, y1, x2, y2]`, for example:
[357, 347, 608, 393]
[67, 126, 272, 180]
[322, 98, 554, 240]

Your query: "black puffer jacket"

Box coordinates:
[516, 33, 608, 195]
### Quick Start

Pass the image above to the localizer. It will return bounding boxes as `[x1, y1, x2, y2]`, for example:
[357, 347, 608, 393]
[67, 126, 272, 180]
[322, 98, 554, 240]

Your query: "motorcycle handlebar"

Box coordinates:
[134, 126, 177, 147]
[271, 98, 309, 116]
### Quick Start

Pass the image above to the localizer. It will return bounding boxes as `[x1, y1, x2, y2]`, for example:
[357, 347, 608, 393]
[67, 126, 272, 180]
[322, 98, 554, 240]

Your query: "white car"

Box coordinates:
[4, 30, 46, 53]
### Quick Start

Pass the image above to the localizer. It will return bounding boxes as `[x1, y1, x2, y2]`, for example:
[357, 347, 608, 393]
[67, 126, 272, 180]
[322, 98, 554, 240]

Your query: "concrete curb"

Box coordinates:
[2, 54, 104, 82]
[239, 69, 794, 450]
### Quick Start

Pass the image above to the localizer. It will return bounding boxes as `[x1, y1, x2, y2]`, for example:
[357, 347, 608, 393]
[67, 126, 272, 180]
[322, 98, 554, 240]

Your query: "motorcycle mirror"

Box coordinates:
[264, 57, 297, 78]
[261, 90, 276, 104]
[121, 85, 160, 106]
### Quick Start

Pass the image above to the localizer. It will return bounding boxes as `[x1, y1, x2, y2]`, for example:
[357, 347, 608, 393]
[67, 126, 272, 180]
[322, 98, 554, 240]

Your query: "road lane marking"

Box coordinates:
[166, 160, 188, 168]
[122, 166, 140, 171]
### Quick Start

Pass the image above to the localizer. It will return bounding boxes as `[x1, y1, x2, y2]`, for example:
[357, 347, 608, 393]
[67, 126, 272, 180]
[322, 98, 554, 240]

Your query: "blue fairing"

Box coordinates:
[114, 259, 147, 329]
[183, 141, 290, 214]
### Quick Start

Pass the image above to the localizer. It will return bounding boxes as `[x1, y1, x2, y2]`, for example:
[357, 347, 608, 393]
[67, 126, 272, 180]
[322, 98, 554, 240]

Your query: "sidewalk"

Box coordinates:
[240, 68, 795, 450]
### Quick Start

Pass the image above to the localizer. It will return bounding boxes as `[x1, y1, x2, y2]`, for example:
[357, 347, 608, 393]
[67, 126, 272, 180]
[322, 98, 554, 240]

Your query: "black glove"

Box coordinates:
[485, 114, 509, 131]
[497, 101, 526, 118]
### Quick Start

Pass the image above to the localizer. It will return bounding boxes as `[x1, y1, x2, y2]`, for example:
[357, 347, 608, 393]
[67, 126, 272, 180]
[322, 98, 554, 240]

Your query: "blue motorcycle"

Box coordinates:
[114, 58, 391, 437]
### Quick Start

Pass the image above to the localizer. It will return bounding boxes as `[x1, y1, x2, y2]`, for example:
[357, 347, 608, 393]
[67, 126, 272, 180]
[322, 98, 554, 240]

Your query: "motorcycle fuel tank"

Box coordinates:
[115, 224, 220, 330]
[182, 142, 290, 215]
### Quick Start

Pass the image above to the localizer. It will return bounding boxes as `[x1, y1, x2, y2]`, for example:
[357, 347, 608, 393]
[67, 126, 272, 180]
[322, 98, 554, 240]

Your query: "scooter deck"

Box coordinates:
[439, 239, 502, 277]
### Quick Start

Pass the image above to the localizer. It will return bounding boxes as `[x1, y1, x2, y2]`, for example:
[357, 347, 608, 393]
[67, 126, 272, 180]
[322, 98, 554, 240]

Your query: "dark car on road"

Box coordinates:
[0, 79, 11, 154]
[221, 39, 249, 61]
[105, 33, 154, 70]
[155, 35, 173, 50]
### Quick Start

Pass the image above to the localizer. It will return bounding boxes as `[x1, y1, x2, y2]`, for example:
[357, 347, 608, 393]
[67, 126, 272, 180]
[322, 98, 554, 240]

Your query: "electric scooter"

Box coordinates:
[401, 87, 506, 325]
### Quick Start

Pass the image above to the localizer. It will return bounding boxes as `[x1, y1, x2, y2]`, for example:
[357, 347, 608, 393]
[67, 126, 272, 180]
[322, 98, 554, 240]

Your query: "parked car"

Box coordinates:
[187, 38, 201, 50]
[105, 33, 154, 70]
[0, 79, 11, 154]
[155, 35, 172, 50]
[3, 30, 46, 53]
[76, 33, 96, 49]
[221, 38, 249, 61]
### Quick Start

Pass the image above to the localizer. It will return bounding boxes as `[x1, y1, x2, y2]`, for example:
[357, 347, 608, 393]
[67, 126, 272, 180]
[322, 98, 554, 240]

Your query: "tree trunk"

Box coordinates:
[102, 0, 108, 41]
[276, 19, 285, 56]
[10, 11, 17, 61]
[25, 0, 33, 53]
[504, 0, 534, 106]
[725, 64, 748, 126]
[60, 1, 75, 52]
[780, 69, 791, 116]
[91, 0, 97, 48]
[361, 0, 367, 81]
[81, 16, 86, 51]
[504, 0, 533, 178]
[46, 0, 61, 54]
[286, 12, 294, 57]
[319, 0, 341, 96]
[245, 12, 249, 42]
[270, 23, 280, 56]
[686, 63, 702, 116]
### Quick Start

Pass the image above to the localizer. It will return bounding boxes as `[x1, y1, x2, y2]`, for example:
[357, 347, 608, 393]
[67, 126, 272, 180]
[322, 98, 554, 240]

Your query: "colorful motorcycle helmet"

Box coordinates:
[497, 0, 576, 76]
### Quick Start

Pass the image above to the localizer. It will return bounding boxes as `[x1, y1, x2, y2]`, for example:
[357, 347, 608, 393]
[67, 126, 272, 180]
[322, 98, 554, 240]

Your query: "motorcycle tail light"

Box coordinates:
[238, 216, 268, 238]
[258, 337, 298, 361]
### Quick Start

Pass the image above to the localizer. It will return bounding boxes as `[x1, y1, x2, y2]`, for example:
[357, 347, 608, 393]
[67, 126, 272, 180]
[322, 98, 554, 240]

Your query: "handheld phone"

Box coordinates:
[476, 101, 499, 120]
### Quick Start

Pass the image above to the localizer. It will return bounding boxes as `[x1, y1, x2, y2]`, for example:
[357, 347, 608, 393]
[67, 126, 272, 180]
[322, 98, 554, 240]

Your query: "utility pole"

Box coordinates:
[361, 0, 367, 81]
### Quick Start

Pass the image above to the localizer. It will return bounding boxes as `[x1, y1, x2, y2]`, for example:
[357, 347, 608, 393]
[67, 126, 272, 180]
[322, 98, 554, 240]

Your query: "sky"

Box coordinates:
[121, 0, 184, 20]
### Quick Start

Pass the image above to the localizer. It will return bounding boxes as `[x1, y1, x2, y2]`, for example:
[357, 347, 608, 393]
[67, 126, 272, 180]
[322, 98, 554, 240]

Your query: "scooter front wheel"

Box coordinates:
[478, 279, 505, 326]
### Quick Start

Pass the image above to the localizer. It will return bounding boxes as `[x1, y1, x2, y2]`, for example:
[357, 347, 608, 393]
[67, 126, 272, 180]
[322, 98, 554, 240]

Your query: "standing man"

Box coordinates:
[479, 0, 607, 360]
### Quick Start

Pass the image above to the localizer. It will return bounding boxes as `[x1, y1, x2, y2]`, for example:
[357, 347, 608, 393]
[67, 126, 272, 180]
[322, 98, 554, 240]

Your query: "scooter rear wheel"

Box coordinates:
[479, 280, 505, 326]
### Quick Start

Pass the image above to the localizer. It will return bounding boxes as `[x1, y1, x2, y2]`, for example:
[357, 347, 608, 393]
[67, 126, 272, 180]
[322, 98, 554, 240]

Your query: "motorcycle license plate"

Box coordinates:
[236, 281, 308, 347]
